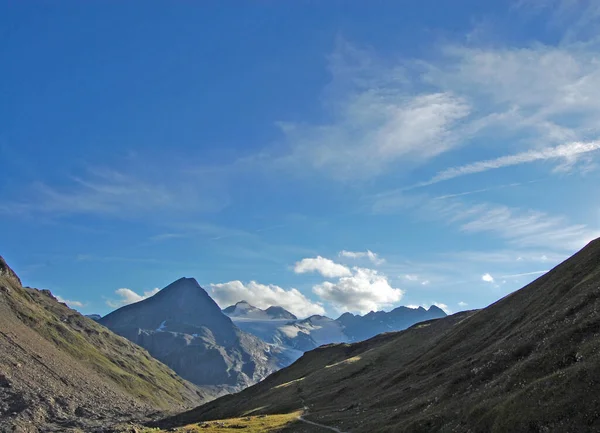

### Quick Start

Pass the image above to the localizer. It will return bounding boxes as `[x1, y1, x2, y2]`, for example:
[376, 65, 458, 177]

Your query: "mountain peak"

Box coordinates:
[265, 306, 297, 320]
[100, 277, 231, 332]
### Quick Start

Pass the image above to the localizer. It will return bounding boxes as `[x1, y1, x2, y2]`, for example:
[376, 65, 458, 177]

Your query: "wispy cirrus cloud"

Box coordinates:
[276, 40, 471, 180]
[273, 30, 600, 184]
[339, 250, 385, 265]
[499, 270, 549, 279]
[416, 141, 600, 188]
[371, 190, 598, 252]
[0, 164, 229, 219]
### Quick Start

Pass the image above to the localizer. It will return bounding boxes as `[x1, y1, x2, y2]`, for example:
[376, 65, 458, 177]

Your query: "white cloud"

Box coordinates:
[458, 301, 468, 307]
[209, 280, 325, 318]
[294, 256, 352, 278]
[404, 274, 419, 281]
[482, 273, 495, 283]
[339, 250, 385, 265]
[106, 287, 160, 308]
[372, 189, 599, 252]
[313, 267, 404, 314]
[425, 43, 600, 138]
[276, 35, 600, 184]
[1, 164, 228, 218]
[407, 195, 600, 252]
[418, 141, 600, 187]
[56, 295, 84, 308]
[444, 249, 565, 264]
[432, 302, 452, 314]
[421, 280, 430, 285]
[277, 40, 471, 180]
[453, 203, 599, 251]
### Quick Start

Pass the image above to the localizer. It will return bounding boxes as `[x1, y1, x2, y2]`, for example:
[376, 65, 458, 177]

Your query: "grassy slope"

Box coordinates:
[161, 238, 600, 432]
[0, 269, 204, 411]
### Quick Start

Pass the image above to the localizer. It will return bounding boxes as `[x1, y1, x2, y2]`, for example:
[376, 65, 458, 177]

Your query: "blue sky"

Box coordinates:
[1, 0, 599, 318]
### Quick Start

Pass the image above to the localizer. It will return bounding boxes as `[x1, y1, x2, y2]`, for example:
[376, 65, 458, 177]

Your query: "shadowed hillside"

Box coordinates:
[0, 256, 205, 432]
[159, 238, 600, 433]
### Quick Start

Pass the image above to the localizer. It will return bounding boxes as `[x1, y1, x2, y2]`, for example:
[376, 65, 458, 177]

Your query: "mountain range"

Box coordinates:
[159, 239, 600, 432]
[223, 300, 447, 358]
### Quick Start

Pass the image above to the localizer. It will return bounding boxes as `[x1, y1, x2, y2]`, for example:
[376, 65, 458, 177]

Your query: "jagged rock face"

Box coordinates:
[100, 278, 287, 391]
[0, 256, 21, 287]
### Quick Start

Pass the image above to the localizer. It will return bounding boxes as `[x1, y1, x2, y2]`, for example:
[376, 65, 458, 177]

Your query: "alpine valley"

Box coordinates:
[3, 239, 600, 431]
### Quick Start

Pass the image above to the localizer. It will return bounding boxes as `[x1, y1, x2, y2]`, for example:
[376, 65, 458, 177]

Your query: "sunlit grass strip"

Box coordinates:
[325, 355, 361, 369]
[144, 411, 303, 432]
[273, 376, 305, 389]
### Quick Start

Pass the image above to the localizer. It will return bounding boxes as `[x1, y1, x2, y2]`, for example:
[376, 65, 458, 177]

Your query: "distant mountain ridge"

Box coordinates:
[224, 300, 447, 358]
[100, 278, 290, 393]
[337, 304, 447, 341]
[222, 301, 297, 320]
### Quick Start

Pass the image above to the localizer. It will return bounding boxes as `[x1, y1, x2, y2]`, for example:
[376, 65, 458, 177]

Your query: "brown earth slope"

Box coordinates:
[0, 256, 205, 433]
[159, 238, 600, 433]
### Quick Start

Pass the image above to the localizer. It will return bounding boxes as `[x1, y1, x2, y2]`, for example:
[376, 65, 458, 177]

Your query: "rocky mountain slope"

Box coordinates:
[99, 278, 290, 393]
[0, 256, 204, 433]
[160, 238, 600, 432]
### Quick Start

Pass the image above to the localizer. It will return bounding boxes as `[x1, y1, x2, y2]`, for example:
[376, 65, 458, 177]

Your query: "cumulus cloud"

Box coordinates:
[432, 302, 451, 314]
[482, 273, 495, 283]
[294, 256, 352, 278]
[56, 295, 84, 308]
[312, 267, 404, 314]
[209, 280, 325, 318]
[458, 301, 468, 307]
[339, 250, 385, 265]
[106, 287, 160, 308]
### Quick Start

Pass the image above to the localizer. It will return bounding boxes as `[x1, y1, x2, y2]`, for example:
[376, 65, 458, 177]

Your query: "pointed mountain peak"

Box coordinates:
[100, 276, 231, 331]
[265, 306, 297, 320]
[427, 305, 446, 315]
